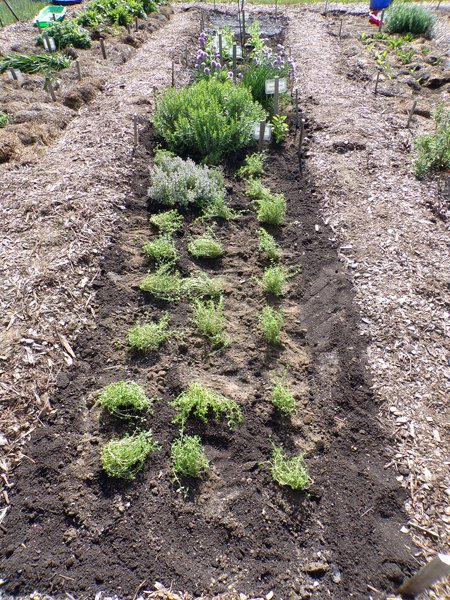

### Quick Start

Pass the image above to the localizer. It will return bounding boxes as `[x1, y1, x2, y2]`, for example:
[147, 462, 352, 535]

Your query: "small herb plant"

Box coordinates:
[127, 313, 174, 352]
[271, 115, 289, 143]
[271, 375, 296, 416]
[247, 179, 286, 225]
[188, 229, 223, 259]
[185, 271, 224, 298]
[193, 296, 229, 347]
[101, 431, 159, 480]
[0, 52, 72, 75]
[149, 209, 184, 235]
[0, 112, 11, 128]
[171, 382, 242, 429]
[270, 445, 311, 491]
[171, 435, 209, 478]
[259, 264, 291, 297]
[414, 104, 450, 179]
[142, 236, 178, 264]
[259, 305, 284, 345]
[258, 228, 281, 261]
[36, 20, 91, 50]
[237, 152, 266, 180]
[386, 3, 435, 37]
[148, 149, 225, 209]
[199, 194, 240, 221]
[97, 381, 152, 419]
[140, 264, 183, 301]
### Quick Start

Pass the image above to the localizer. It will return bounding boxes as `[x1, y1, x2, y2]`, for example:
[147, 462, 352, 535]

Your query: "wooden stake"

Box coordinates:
[184, 44, 188, 67]
[338, 19, 343, 38]
[171, 61, 175, 87]
[232, 43, 237, 83]
[237, 8, 243, 50]
[8, 67, 17, 81]
[3, 0, 20, 21]
[99, 37, 107, 59]
[218, 33, 223, 63]
[274, 76, 280, 116]
[133, 114, 139, 147]
[406, 99, 418, 128]
[378, 9, 385, 31]
[135, 16, 138, 32]
[75, 60, 81, 81]
[374, 70, 381, 94]
[275, 0, 278, 20]
[242, 4, 246, 51]
[258, 120, 266, 152]
[324, 0, 329, 15]
[126, 23, 131, 34]
[295, 89, 299, 129]
[45, 78, 56, 102]
[200, 10, 204, 31]
[397, 554, 450, 597]
[298, 118, 305, 169]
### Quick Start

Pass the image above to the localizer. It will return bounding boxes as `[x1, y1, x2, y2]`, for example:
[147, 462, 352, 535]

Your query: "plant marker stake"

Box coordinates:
[275, 0, 278, 20]
[75, 60, 81, 81]
[8, 67, 17, 81]
[126, 23, 131, 34]
[397, 554, 450, 597]
[135, 16, 138, 32]
[171, 61, 175, 87]
[298, 118, 305, 171]
[374, 70, 381, 94]
[324, 0, 328, 16]
[295, 89, 299, 129]
[338, 19, 343, 39]
[258, 120, 266, 152]
[184, 44, 188, 67]
[274, 76, 280, 116]
[99, 37, 107, 60]
[45, 78, 56, 102]
[237, 8, 243, 51]
[378, 9, 384, 32]
[219, 33, 223, 63]
[232, 43, 237, 83]
[133, 114, 139, 147]
[242, 2, 246, 53]
[406, 99, 417, 129]
[3, 0, 19, 21]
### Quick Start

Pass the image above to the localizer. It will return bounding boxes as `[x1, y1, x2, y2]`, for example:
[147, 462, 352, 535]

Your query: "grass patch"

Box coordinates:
[142, 236, 178, 263]
[237, 152, 266, 180]
[247, 179, 286, 226]
[270, 445, 311, 491]
[259, 305, 284, 345]
[386, 3, 435, 37]
[271, 376, 296, 416]
[259, 264, 291, 296]
[258, 228, 281, 261]
[0, 0, 46, 26]
[101, 431, 159, 480]
[97, 381, 152, 419]
[149, 209, 184, 235]
[171, 382, 242, 429]
[414, 104, 450, 179]
[171, 434, 209, 478]
[193, 296, 229, 347]
[188, 229, 223, 259]
[185, 271, 224, 298]
[140, 264, 183, 301]
[127, 313, 174, 352]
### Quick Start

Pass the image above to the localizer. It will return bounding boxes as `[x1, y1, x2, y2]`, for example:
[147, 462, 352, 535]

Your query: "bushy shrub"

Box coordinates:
[76, 0, 155, 27]
[386, 3, 435, 37]
[153, 79, 266, 164]
[148, 149, 225, 209]
[37, 21, 91, 49]
[414, 104, 450, 179]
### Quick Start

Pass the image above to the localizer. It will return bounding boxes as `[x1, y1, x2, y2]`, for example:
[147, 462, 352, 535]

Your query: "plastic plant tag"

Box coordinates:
[265, 77, 288, 94]
[43, 36, 57, 52]
[7, 68, 24, 84]
[252, 123, 272, 141]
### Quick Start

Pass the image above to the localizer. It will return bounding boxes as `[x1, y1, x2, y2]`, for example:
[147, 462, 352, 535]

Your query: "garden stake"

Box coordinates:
[75, 60, 81, 81]
[200, 10, 204, 31]
[374, 70, 381, 94]
[295, 89, 299, 129]
[397, 554, 450, 597]
[274, 76, 280, 116]
[219, 33, 223, 63]
[135, 16, 138, 32]
[324, 0, 328, 15]
[133, 114, 139, 147]
[237, 8, 243, 51]
[232, 44, 237, 82]
[126, 23, 131, 34]
[378, 9, 385, 31]
[406, 100, 417, 128]
[45, 78, 56, 102]
[242, 2, 246, 54]
[171, 61, 175, 87]
[298, 118, 305, 171]
[258, 120, 266, 152]
[184, 44, 188, 67]
[275, 0, 278, 20]
[8, 67, 17, 81]
[338, 19, 343, 38]
[3, 0, 19, 21]
[99, 37, 107, 60]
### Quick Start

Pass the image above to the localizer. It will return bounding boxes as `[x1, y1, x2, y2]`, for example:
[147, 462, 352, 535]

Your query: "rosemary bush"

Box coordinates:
[97, 381, 152, 418]
[414, 104, 450, 179]
[386, 3, 435, 37]
[171, 435, 209, 478]
[101, 431, 159, 480]
[127, 313, 174, 352]
[270, 445, 311, 491]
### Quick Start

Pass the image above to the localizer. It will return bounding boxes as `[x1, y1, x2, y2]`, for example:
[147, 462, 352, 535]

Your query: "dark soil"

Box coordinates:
[0, 108, 415, 599]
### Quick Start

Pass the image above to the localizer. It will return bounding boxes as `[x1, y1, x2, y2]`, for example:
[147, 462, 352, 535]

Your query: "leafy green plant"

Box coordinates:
[259, 264, 291, 296]
[148, 149, 225, 209]
[414, 104, 450, 179]
[386, 3, 435, 37]
[76, 0, 155, 27]
[387, 37, 404, 50]
[247, 179, 286, 226]
[171, 435, 209, 478]
[97, 381, 152, 418]
[271, 375, 296, 416]
[149, 209, 184, 235]
[153, 79, 266, 164]
[171, 382, 242, 429]
[184, 271, 224, 298]
[142, 236, 178, 263]
[188, 229, 223, 259]
[36, 21, 91, 50]
[237, 152, 266, 180]
[127, 313, 174, 352]
[258, 228, 281, 261]
[269, 444, 311, 491]
[101, 431, 159, 480]
[396, 48, 415, 64]
[271, 115, 289, 143]
[140, 264, 183, 301]
[0, 52, 72, 75]
[0, 112, 11, 128]
[193, 296, 229, 347]
[199, 194, 239, 221]
[259, 305, 284, 345]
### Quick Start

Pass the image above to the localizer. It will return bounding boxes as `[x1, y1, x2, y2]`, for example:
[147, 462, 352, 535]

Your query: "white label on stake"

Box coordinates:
[44, 37, 57, 52]
[252, 123, 272, 141]
[7, 68, 24, 84]
[265, 77, 288, 94]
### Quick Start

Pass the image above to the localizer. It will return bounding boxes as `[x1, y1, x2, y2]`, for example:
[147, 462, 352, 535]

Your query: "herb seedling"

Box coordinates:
[193, 296, 229, 347]
[140, 264, 183, 301]
[247, 179, 286, 226]
[149, 209, 184, 235]
[237, 152, 266, 180]
[258, 228, 281, 261]
[271, 115, 289, 143]
[101, 431, 159, 480]
[188, 229, 223, 259]
[127, 313, 174, 352]
[142, 236, 178, 263]
[185, 271, 224, 298]
[259, 264, 291, 296]
[259, 305, 284, 345]
[97, 381, 152, 418]
[171, 434, 209, 478]
[271, 375, 296, 416]
[270, 444, 311, 491]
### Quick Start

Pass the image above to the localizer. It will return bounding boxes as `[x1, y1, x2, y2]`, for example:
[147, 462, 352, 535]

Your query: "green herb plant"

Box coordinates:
[259, 264, 292, 297]
[271, 374, 296, 416]
[97, 381, 152, 419]
[258, 228, 281, 261]
[0, 112, 11, 128]
[188, 229, 223, 259]
[36, 20, 91, 49]
[142, 236, 178, 263]
[149, 209, 184, 235]
[386, 3, 435, 37]
[271, 115, 289, 143]
[127, 313, 174, 352]
[140, 264, 183, 301]
[193, 296, 229, 347]
[171, 434, 209, 478]
[414, 103, 450, 179]
[237, 152, 266, 180]
[259, 305, 284, 345]
[101, 431, 159, 479]
[247, 179, 286, 226]
[269, 444, 311, 491]
[185, 271, 224, 298]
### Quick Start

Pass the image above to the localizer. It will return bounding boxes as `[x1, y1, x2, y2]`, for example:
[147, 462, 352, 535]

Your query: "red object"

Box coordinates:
[369, 10, 383, 26]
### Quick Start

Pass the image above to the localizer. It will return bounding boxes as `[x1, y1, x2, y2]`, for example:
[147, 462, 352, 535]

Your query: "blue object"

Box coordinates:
[370, 0, 392, 10]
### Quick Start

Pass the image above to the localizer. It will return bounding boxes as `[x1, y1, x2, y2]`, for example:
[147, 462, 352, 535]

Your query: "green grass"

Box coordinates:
[414, 103, 450, 179]
[171, 382, 242, 429]
[258, 228, 281, 261]
[237, 152, 266, 180]
[386, 3, 435, 37]
[171, 435, 209, 478]
[247, 179, 286, 226]
[188, 230, 223, 259]
[149, 209, 184, 235]
[271, 376, 296, 416]
[142, 236, 178, 264]
[185, 271, 224, 298]
[259, 264, 290, 297]
[259, 305, 284, 345]
[127, 313, 174, 352]
[270, 445, 311, 491]
[0, 0, 46, 26]
[140, 264, 183, 301]
[97, 381, 152, 419]
[101, 431, 159, 480]
[193, 296, 229, 347]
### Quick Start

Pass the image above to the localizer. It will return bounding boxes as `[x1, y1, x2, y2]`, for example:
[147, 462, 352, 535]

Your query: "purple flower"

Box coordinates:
[204, 67, 210, 74]
[194, 63, 199, 70]
[227, 71, 233, 78]
[211, 60, 217, 68]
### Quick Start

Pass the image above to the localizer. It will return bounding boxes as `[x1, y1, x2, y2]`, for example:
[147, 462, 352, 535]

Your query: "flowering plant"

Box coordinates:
[194, 28, 235, 82]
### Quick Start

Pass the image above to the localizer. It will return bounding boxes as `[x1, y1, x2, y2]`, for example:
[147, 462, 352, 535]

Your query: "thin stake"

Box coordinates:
[237, 7, 243, 50]
[295, 89, 299, 129]
[275, 0, 278, 20]
[378, 9, 385, 32]
[3, 0, 19, 21]
[258, 120, 266, 152]
[374, 70, 381, 94]
[406, 99, 418, 128]
[298, 118, 305, 170]
[214, 0, 216, 10]
[171, 61, 175, 87]
[200, 9, 204, 31]
[45, 78, 56, 102]
[133, 114, 139, 147]
[99, 37, 107, 59]
[126, 23, 131, 34]
[184, 44, 188, 67]
[218, 33, 223, 63]
[232, 43, 237, 83]
[8, 67, 18, 81]
[338, 19, 343, 38]
[274, 76, 280, 116]
[324, 0, 329, 15]
[397, 554, 450, 597]
[135, 16, 138, 32]
[75, 60, 81, 81]
[242, 4, 246, 52]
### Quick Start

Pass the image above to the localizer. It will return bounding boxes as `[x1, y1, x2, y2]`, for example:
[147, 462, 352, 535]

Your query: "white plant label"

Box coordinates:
[44, 37, 57, 52]
[252, 123, 272, 141]
[265, 77, 287, 94]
